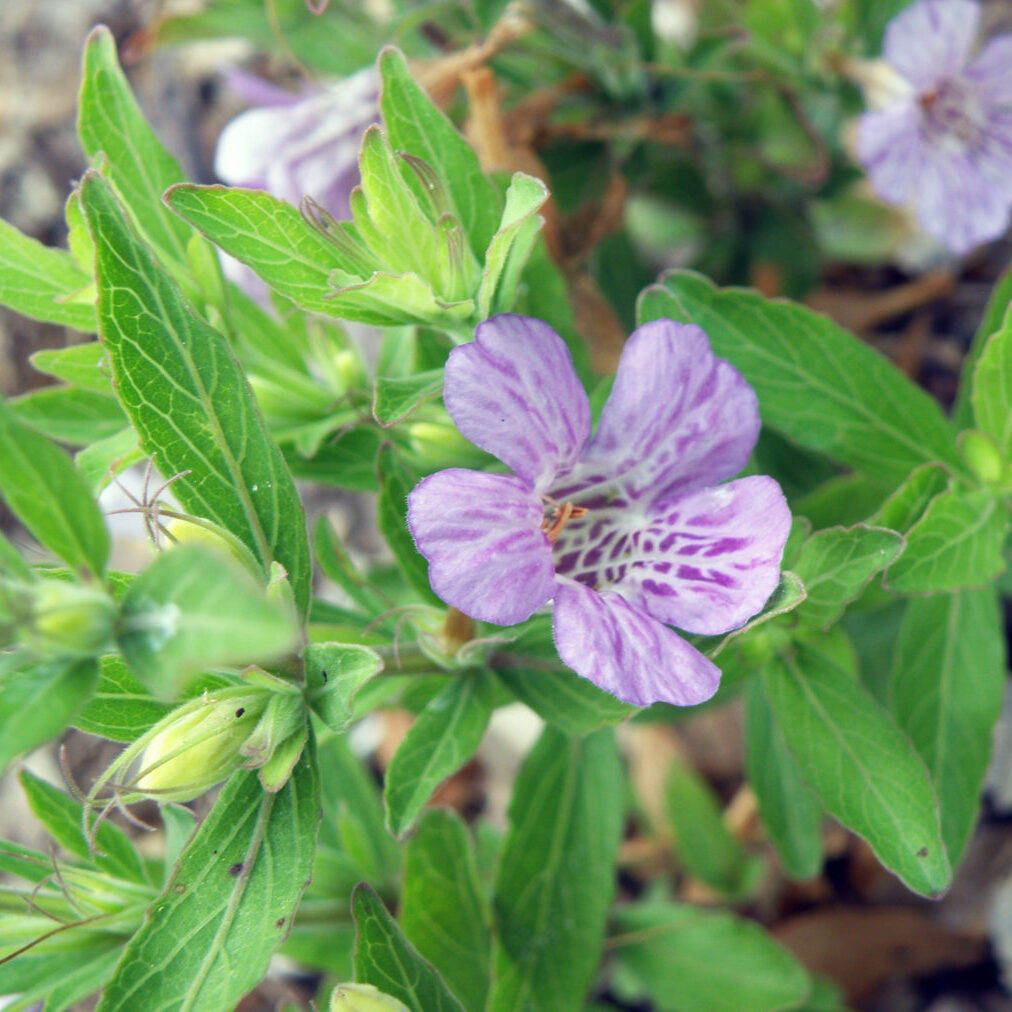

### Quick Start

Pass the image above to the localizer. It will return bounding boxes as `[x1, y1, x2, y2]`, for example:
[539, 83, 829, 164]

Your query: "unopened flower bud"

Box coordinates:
[408, 420, 488, 469]
[959, 429, 1004, 487]
[329, 983, 409, 1012]
[25, 580, 116, 657]
[162, 517, 262, 580]
[134, 691, 268, 802]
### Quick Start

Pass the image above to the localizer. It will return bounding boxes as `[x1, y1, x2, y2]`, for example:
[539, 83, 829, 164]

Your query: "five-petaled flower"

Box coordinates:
[856, 0, 1012, 255]
[407, 315, 791, 707]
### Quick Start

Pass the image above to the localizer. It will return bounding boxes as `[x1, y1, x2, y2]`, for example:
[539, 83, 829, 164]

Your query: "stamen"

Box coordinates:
[540, 501, 588, 544]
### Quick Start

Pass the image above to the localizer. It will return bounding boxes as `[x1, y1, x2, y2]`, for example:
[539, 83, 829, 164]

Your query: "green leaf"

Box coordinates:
[885, 487, 1009, 593]
[18, 768, 148, 885]
[75, 427, 142, 492]
[96, 748, 320, 1012]
[762, 638, 950, 897]
[78, 26, 192, 273]
[378, 49, 500, 258]
[376, 445, 438, 601]
[384, 672, 495, 838]
[868, 462, 948, 534]
[954, 266, 1012, 428]
[888, 589, 1005, 866]
[327, 268, 474, 327]
[117, 545, 299, 698]
[638, 271, 963, 481]
[82, 172, 312, 615]
[970, 304, 1012, 459]
[313, 516, 389, 616]
[74, 655, 174, 742]
[709, 570, 807, 657]
[317, 733, 400, 891]
[373, 369, 444, 426]
[490, 726, 624, 1011]
[664, 757, 762, 897]
[0, 657, 98, 773]
[0, 217, 96, 331]
[304, 641, 384, 732]
[353, 883, 465, 1012]
[166, 182, 344, 303]
[493, 621, 638, 735]
[792, 525, 904, 628]
[744, 679, 822, 880]
[401, 809, 492, 1011]
[612, 899, 811, 1012]
[11, 385, 127, 446]
[30, 341, 111, 393]
[0, 398, 109, 578]
[0, 945, 123, 1012]
[477, 172, 548, 317]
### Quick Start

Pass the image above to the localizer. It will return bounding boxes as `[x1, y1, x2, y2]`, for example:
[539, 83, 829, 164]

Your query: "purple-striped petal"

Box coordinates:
[965, 36, 1012, 99]
[562, 320, 759, 509]
[407, 469, 554, 626]
[614, 476, 791, 635]
[857, 105, 923, 204]
[882, 0, 980, 91]
[912, 149, 1012, 253]
[552, 581, 720, 707]
[444, 315, 591, 495]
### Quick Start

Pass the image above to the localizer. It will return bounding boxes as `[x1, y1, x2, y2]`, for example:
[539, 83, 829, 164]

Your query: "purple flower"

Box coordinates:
[215, 66, 379, 219]
[406, 315, 791, 707]
[856, 0, 1012, 254]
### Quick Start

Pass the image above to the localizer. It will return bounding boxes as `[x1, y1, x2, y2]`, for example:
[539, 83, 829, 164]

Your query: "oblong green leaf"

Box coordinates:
[970, 304, 1012, 458]
[885, 487, 1009, 594]
[96, 748, 320, 1012]
[612, 899, 811, 1012]
[888, 588, 1005, 866]
[78, 26, 192, 273]
[0, 657, 99, 774]
[762, 638, 950, 897]
[401, 809, 491, 1011]
[81, 171, 311, 615]
[0, 399, 109, 578]
[490, 726, 624, 1011]
[0, 217, 96, 331]
[638, 271, 964, 481]
[384, 672, 495, 838]
[353, 883, 465, 1012]
[744, 679, 823, 880]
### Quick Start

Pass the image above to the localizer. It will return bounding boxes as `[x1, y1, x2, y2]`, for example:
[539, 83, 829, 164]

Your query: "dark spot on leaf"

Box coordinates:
[174, 883, 186, 894]
[235, 707, 245, 718]
[276, 917, 286, 928]
[321, 669, 328, 683]
[229, 862, 244, 876]
[917, 847, 929, 858]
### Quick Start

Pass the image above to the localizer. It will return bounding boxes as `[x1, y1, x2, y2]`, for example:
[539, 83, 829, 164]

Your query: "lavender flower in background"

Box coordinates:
[407, 315, 791, 708]
[214, 66, 379, 301]
[856, 0, 1012, 255]
[215, 65, 379, 217]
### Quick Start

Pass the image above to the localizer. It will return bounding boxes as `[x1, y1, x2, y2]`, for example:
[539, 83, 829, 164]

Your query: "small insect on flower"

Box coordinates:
[407, 314, 791, 708]
[856, 0, 1012, 254]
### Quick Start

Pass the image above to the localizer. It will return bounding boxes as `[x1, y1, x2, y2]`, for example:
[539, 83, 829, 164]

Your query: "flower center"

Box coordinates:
[541, 499, 588, 544]
[918, 79, 985, 149]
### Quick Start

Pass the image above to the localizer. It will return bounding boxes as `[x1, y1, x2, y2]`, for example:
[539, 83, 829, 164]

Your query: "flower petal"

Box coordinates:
[553, 581, 720, 707]
[857, 105, 923, 204]
[913, 149, 1012, 253]
[444, 315, 591, 494]
[966, 35, 1012, 99]
[615, 476, 791, 635]
[882, 0, 980, 90]
[407, 469, 554, 625]
[563, 320, 759, 509]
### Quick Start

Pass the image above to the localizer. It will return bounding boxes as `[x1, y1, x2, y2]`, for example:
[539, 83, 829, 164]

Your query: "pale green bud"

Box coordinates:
[162, 517, 262, 580]
[26, 580, 116, 657]
[959, 429, 1004, 487]
[134, 691, 268, 802]
[329, 983, 410, 1012]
